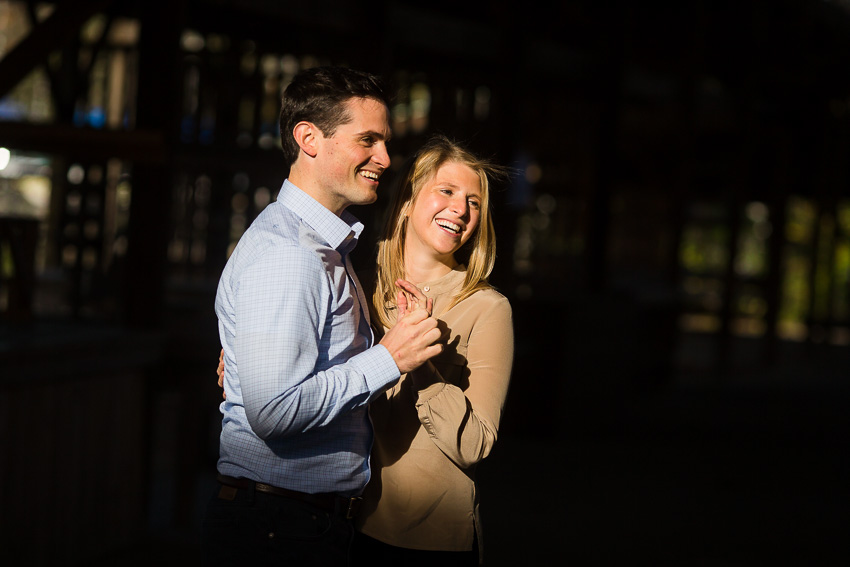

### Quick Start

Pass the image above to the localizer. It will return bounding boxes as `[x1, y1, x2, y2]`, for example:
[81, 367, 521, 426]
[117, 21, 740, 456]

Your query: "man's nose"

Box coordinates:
[372, 143, 390, 169]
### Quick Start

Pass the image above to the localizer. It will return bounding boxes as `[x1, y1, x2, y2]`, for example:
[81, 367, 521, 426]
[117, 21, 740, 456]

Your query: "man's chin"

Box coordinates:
[353, 190, 379, 206]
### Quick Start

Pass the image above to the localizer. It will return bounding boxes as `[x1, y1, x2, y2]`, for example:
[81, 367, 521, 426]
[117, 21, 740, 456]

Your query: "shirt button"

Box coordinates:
[423, 286, 430, 292]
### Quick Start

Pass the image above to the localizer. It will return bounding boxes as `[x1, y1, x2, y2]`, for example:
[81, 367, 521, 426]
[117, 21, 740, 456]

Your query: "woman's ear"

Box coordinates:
[293, 121, 318, 158]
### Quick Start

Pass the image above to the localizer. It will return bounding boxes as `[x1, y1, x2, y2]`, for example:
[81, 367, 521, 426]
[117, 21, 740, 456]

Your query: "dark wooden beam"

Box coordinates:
[0, 0, 113, 100]
[0, 121, 165, 163]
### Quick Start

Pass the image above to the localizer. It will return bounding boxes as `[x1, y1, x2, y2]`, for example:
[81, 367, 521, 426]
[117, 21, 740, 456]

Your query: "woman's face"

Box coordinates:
[405, 161, 482, 262]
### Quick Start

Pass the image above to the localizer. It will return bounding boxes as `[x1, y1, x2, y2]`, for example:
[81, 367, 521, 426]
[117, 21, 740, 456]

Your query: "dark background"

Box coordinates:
[1, 1, 849, 565]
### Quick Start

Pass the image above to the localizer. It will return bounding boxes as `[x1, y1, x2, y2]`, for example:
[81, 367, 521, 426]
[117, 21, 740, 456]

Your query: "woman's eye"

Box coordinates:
[469, 199, 480, 209]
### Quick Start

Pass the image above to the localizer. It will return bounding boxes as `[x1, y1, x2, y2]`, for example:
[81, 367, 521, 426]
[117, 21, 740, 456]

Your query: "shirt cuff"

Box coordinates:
[349, 344, 401, 393]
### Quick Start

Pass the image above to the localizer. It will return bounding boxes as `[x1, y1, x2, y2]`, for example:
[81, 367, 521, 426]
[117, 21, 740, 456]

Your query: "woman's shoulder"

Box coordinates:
[460, 285, 512, 316]
[474, 285, 510, 301]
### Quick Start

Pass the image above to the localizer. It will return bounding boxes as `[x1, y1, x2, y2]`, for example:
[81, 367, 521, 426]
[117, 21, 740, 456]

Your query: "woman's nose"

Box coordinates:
[451, 197, 469, 217]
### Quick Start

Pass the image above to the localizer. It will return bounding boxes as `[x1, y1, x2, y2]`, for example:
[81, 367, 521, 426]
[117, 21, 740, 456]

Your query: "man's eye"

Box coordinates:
[361, 137, 374, 145]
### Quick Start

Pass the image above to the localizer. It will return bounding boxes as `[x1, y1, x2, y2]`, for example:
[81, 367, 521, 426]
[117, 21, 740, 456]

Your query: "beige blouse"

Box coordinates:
[356, 265, 515, 559]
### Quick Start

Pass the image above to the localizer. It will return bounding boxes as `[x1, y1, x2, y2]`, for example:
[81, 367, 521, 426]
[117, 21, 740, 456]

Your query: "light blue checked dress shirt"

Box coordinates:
[214, 179, 400, 496]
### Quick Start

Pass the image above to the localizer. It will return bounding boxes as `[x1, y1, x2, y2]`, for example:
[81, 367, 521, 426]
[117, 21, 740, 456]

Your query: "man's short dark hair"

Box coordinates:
[279, 66, 392, 165]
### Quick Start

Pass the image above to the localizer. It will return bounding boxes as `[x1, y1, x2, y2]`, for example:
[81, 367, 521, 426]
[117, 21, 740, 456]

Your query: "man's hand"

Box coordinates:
[217, 349, 226, 400]
[379, 279, 443, 374]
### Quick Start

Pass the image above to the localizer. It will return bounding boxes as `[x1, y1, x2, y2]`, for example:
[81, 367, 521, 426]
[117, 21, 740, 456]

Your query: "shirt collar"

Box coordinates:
[276, 179, 364, 251]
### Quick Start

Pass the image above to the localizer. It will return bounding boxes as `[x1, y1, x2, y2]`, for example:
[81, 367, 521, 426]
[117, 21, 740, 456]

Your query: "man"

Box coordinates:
[201, 66, 443, 566]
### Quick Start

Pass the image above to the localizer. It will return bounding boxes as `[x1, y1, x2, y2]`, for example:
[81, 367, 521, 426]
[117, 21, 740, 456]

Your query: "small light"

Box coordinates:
[0, 148, 10, 170]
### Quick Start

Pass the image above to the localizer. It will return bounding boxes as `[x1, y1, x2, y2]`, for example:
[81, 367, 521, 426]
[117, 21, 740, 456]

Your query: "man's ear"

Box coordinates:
[293, 121, 319, 158]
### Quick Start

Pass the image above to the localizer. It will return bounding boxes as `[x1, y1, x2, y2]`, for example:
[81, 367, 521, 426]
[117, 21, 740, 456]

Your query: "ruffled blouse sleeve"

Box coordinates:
[415, 293, 514, 468]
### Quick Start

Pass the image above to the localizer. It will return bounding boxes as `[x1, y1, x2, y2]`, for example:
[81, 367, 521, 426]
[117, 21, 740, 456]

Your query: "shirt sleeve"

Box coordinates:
[235, 244, 399, 440]
[414, 294, 514, 469]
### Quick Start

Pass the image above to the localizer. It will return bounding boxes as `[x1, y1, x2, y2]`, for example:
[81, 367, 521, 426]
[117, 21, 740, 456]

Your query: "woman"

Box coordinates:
[216, 134, 513, 566]
[352, 134, 514, 566]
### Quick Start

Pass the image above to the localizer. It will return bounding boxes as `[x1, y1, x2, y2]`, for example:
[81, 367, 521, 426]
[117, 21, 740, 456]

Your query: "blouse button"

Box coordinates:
[423, 286, 430, 292]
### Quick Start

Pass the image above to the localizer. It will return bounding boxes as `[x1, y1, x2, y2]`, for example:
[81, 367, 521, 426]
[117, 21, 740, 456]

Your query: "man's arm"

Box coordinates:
[233, 245, 399, 440]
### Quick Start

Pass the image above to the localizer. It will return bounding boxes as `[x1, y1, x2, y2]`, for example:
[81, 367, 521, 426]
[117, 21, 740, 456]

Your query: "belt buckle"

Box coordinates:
[345, 497, 363, 519]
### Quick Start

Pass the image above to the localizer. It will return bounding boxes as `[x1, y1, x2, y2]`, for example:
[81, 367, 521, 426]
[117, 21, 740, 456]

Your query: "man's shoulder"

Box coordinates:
[224, 205, 323, 273]
[252, 201, 301, 239]
[232, 202, 309, 255]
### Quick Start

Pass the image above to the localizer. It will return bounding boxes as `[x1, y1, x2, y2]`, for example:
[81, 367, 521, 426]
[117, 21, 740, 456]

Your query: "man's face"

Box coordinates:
[315, 97, 391, 214]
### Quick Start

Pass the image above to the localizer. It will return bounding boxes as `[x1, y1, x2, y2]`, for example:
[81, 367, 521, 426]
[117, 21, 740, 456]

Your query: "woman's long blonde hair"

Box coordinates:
[372, 134, 505, 329]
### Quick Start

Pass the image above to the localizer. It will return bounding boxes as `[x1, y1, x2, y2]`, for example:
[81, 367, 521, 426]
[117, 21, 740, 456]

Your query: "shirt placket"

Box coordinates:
[341, 236, 374, 348]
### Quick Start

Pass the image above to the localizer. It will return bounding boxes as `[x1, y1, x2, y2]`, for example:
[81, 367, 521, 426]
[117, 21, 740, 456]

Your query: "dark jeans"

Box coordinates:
[201, 483, 355, 567]
[351, 530, 479, 567]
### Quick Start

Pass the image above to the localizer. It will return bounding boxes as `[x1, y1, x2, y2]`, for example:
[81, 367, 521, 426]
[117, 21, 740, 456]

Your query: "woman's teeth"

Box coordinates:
[436, 220, 461, 233]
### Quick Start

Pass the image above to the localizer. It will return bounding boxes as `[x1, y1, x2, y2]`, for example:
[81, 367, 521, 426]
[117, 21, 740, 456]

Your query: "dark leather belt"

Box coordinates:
[216, 474, 362, 519]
